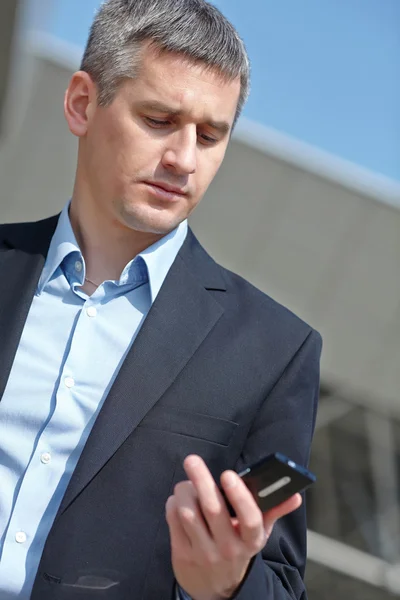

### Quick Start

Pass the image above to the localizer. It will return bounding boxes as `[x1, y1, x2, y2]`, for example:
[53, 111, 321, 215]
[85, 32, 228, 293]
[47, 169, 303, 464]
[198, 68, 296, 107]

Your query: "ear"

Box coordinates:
[64, 71, 97, 137]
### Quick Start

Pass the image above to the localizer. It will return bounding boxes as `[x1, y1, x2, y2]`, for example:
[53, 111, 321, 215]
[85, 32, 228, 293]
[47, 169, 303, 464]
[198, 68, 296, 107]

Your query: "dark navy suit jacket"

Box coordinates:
[0, 216, 322, 599]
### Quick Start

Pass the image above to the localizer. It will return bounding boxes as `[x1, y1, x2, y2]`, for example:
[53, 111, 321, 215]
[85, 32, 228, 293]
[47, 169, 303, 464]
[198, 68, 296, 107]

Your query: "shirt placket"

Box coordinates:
[0, 290, 102, 591]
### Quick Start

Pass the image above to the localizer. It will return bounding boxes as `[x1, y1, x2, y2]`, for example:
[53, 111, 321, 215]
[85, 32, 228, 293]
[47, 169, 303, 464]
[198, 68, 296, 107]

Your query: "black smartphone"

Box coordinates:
[223, 452, 316, 514]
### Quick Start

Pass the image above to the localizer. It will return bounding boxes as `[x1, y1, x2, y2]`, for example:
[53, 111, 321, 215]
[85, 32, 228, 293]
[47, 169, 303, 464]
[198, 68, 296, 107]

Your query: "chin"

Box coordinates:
[118, 203, 185, 235]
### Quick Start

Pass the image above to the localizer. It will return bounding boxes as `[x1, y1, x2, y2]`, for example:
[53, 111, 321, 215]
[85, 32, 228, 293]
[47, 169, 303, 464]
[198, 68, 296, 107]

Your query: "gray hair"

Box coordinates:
[80, 0, 250, 126]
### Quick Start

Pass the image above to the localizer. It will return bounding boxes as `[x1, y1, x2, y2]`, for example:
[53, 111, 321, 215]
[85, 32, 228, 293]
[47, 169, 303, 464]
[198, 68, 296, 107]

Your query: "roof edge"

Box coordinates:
[234, 117, 400, 209]
[27, 30, 83, 71]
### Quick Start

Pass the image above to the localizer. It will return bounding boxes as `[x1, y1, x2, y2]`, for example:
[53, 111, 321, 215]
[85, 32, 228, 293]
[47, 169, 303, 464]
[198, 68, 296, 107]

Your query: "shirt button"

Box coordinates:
[40, 452, 51, 464]
[86, 306, 97, 318]
[64, 377, 75, 389]
[15, 531, 27, 544]
[75, 261, 83, 273]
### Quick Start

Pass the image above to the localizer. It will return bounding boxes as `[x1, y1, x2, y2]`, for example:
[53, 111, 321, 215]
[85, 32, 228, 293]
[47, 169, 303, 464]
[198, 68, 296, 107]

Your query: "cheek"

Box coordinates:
[105, 119, 162, 176]
[89, 127, 136, 183]
[91, 110, 133, 156]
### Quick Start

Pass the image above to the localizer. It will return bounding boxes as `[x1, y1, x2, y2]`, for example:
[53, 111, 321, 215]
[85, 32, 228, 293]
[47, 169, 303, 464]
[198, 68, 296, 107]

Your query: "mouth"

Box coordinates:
[142, 181, 188, 201]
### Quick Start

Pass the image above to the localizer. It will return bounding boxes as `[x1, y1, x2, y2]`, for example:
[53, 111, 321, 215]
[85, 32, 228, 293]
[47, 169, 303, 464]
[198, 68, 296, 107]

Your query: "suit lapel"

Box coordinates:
[0, 217, 58, 400]
[58, 236, 226, 514]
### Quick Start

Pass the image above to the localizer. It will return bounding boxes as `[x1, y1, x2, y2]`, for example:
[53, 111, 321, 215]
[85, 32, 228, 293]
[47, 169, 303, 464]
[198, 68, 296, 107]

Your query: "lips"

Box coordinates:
[141, 181, 189, 203]
[145, 181, 187, 196]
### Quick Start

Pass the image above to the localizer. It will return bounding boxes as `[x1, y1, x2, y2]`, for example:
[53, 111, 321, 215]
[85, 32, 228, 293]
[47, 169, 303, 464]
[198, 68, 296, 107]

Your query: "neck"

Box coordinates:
[69, 193, 163, 283]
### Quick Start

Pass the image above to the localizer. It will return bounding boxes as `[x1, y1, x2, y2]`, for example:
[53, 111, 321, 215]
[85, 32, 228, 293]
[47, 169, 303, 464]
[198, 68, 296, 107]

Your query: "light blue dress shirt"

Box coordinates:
[0, 203, 189, 599]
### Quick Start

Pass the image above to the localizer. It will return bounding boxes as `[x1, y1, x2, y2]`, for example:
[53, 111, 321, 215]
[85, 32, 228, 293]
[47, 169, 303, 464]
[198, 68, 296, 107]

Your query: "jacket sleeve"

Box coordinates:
[232, 329, 322, 600]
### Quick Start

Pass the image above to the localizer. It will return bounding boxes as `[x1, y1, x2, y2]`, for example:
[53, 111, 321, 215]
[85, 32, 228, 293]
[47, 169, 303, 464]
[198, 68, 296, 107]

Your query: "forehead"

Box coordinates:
[122, 45, 241, 126]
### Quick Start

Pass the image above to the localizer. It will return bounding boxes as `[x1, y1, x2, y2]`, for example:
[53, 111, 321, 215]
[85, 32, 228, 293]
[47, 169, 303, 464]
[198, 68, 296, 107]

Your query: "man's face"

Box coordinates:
[71, 45, 241, 235]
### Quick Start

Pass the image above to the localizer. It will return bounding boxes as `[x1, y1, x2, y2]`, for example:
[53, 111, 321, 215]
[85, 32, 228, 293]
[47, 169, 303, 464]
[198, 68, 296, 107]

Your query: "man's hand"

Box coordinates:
[165, 455, 302, 600]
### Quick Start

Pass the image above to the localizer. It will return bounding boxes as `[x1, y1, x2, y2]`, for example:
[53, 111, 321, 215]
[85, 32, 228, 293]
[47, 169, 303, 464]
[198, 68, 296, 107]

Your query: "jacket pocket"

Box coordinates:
[137, 406, 238, 446]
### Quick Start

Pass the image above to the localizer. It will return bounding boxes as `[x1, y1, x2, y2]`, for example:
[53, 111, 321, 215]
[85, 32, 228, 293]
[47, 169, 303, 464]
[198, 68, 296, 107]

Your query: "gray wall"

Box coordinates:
[0, 0, 24, 135]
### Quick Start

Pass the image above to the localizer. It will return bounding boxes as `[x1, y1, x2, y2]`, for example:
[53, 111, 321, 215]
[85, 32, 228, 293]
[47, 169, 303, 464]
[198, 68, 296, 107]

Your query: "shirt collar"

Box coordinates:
[37, 202, 81, 294]
[137, 219, 187, 303]
[37, 202, 188, 302]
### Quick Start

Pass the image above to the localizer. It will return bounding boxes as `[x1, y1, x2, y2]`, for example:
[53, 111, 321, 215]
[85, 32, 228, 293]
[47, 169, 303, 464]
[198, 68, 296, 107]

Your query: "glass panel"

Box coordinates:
[307, 392, 400, 563]
[305, 561, 397, 600]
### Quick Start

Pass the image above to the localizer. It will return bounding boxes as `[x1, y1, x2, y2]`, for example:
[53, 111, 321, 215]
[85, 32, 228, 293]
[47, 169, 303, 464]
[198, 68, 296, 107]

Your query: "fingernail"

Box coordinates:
[224, 471, 237, 488]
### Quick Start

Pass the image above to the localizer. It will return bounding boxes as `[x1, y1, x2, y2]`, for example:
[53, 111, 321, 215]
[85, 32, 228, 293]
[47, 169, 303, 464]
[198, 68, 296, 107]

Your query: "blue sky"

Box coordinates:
[29, 0, 399, 180]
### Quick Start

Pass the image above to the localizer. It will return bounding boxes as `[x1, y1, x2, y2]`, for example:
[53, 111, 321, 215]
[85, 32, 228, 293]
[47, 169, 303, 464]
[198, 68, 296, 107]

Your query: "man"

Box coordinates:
[0, 0, 322, 598]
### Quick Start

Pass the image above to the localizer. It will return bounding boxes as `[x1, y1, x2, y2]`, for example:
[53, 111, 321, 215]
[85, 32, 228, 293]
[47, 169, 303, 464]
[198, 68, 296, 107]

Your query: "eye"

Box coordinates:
[145, 117, 171, 127]
[198, 133, 218, 145]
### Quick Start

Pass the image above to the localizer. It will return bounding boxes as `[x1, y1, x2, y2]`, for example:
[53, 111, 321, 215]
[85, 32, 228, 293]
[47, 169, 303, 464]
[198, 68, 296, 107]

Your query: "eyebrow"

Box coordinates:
[138, 100, 231, 136]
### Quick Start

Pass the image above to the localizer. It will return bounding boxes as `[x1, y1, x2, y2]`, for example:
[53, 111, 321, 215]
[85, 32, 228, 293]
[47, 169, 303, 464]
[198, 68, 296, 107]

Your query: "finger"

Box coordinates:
[183, 455, 236, 545]
[165, 495, 192, 555]
[173, 479, 216, 556]
[220, 470, 265, 553]
[263, 493, 302, 530]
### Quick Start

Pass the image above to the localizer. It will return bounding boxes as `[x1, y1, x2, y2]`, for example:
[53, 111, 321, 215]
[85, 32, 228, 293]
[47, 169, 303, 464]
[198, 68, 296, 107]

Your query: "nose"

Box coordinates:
[162, 126, 197, 175]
